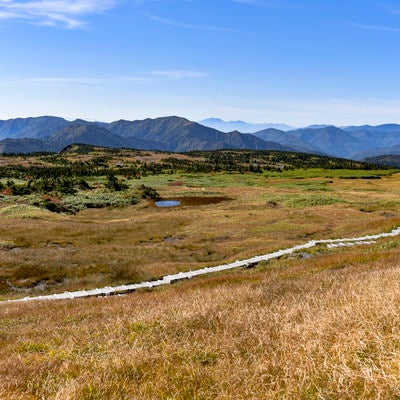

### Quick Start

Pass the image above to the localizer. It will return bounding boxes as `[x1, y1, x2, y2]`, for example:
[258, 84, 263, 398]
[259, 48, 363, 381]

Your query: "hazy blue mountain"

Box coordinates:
[0, 116, 297, 154]
[199, 118, 295, 133]
[362, 154, 400, 167]
[353, 144, 400, 160]
[0, 138, 54, 154]
[343, 123, 400, 133]
[0, 116, 70, 140]
[221, 131, 295, 152]
[342, 124, 400, 150]
[305, 124, 334, 129]
[48, 124, 128, 151]
[252, 128, 323, 154]
[288, 126, 361, 158]
[106, 116, 283, 152]
[3, 115, 400, 158]
[342, 124, 374, 132]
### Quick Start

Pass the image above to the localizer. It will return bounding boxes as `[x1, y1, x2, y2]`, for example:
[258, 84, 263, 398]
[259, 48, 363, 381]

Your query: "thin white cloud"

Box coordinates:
[215, 96, 400, 126]
[20, 76, 153, 85]
[150, 70, 208, 79]
[143, 12, 234, 32]
[233, 0, 268, 4]
[381, 3, 400, 16]
[0, 10, 19, 18]
[351, 22, 400, 33]
[0, 71, 208, 86]
[232, 0, 290, 7]
[0, 0, 117, 28]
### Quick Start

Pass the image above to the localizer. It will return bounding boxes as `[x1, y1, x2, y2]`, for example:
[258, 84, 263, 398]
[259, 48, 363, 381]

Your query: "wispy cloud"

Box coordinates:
[233, 0, 260, 4]
[215, 96, 400, 126]
[0, 70, 208, 86]
[234, 0, 266, 4]
[0, 0, 117, 28]
[232, 0, 290, 7]
[18, 76, 153, 85]
[150, 70, 208, 79]
[351, 22, 400, 33]
[143, 12, 234, 32]
[380, 2, 400, 16]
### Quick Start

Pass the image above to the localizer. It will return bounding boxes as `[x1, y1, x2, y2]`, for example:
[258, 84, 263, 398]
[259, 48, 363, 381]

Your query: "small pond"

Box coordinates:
[154, 196, 232, 208]
[155, 200, 181, 208]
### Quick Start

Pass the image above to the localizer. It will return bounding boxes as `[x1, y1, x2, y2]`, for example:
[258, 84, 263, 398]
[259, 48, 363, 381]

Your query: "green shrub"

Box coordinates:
[105, 171, 128, 191]
[137, 184, 161, 200]
[62, 191, 139, 212]
[284, 195, 345, 208]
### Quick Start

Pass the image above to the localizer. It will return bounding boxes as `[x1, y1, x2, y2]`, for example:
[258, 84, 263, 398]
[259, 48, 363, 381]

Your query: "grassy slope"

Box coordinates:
[1, 171, 400, 298]
[1, 242, 400, 399]
[1, 152, 400, 398]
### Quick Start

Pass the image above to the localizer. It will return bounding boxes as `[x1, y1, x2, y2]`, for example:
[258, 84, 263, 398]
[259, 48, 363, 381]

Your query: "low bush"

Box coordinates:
[284, 194, 345, 208]
[137, 184, 161, 200]
[62, 191, 139, 212]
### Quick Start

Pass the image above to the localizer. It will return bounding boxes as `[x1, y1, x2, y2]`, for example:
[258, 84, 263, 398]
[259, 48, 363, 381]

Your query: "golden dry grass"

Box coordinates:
[1, 244, 400, 399]
[1, 172, 400, 298]
[0, 149, 204, 168]
[1, 170, 400, 398]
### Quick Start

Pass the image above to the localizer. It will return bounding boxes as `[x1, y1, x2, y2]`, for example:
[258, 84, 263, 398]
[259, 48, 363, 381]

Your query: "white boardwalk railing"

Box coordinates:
[5, 226, 400, 303]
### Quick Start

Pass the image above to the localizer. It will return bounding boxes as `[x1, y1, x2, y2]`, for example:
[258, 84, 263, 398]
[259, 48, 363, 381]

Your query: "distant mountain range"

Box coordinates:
[1, 116, 400, 164]
[251, 124, 400, 161]
[363, 155, 400, 167]
[0, 116, 293, 155]
[199, 118, 295, 133]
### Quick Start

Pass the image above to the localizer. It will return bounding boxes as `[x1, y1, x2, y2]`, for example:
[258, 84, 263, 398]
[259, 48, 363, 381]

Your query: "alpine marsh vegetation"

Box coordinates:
[0, 148, 399, 298]
[1, 148, 400, 398]
[1, 243, 400, 399]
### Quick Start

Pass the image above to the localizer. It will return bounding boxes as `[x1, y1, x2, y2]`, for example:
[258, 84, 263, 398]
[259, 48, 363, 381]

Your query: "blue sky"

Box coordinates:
[1, 0, 400, 126]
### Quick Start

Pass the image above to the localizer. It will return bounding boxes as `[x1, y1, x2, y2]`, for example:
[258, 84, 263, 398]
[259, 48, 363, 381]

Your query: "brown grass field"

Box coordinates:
[1, 167, 400, 398]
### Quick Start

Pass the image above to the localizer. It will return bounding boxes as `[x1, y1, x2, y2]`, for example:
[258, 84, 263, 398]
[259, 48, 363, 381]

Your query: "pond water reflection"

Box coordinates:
[154, 196, 232, 208]
[155, 200, 181, 207]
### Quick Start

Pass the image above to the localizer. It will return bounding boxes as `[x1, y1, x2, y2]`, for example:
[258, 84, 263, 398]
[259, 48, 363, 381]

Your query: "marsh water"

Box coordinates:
[155, 200, 181, 207]
[154, 196, 232, 208]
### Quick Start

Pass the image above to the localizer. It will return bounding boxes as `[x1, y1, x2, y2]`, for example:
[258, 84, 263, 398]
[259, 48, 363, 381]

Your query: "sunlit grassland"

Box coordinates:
[1, 163, 400, 398]
[1, 170, 400, 299]
[1, 241, 400, 399]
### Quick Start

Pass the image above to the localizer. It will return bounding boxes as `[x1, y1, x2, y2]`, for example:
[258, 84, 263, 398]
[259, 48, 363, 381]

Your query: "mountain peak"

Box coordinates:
[2, 115, 400, 159]
[305, 124, 335, 129]
[199, 118, 296, 133]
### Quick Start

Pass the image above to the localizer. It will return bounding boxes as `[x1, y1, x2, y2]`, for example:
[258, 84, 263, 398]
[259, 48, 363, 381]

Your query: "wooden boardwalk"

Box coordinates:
[5, 226, 400, 303]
